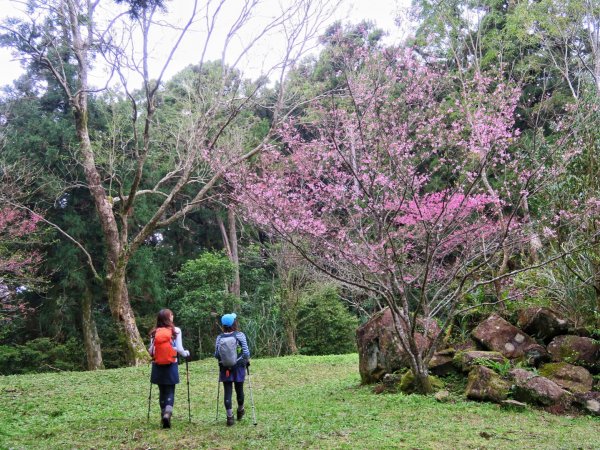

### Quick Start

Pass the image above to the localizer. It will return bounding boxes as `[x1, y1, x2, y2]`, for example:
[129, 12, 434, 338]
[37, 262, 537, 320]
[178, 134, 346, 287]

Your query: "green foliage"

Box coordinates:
[514, 260, 598, 328]
[238, 244, 284, 357]
[473, 357, 512, 377]
[169, 252, 238, 357]
[127, 246, 169, 307]
[296, 285, 357, 355]
[0, 338, 84, 375]
[241, 292, 284, 357]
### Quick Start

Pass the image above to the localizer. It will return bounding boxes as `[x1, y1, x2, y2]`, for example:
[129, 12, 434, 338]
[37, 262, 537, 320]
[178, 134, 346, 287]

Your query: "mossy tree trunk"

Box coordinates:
[81, 286, 104, 370]
[389, 302, 435, 394]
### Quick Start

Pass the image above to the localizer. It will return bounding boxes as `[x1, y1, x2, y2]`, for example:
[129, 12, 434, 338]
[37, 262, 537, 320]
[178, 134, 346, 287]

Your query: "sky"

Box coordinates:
[0, 0, 412, 89]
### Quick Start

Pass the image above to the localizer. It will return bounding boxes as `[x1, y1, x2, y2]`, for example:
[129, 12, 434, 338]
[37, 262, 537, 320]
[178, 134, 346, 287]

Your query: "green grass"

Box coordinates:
[0, 354, 598, 449]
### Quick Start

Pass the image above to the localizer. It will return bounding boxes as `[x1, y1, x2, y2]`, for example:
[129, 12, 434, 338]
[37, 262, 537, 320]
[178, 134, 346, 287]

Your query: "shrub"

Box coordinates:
[296, 284, 358, 355]
[168, 252, 238, 358]
[0, 338, 84, 375]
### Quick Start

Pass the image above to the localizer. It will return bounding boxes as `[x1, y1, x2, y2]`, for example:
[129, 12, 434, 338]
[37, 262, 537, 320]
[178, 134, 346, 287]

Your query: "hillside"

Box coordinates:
[0, 354, 598, 449]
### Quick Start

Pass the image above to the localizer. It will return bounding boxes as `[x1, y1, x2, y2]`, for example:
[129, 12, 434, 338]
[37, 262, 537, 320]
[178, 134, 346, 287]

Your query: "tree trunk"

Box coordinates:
[217, 209, 240, 297]
[81, 285, 104, 370]
[592, 257, 600, 317]
[283, 312, 298, 355]
[389, 303, 435, 394]
[55, 0, 149, 367]
[107, 263, 150, 365]
[413, 365, 434, 393]
[521, 195, 541, 263]
[228, 208, 240, 298]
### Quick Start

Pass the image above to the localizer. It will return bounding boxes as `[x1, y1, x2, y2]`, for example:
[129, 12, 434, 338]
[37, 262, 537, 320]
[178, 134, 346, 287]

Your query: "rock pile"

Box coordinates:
[357, 307, 599, 415]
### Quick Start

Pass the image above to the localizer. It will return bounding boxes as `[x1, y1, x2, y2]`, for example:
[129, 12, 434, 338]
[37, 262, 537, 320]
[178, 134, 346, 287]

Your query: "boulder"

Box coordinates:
[472, 314, 549, 365]
[567, 327, 592, 338]
[434, 390, 451, 403]
[508, 368, 572, 406]
[547, 335, 600, 371]
[435, 347, 457, 356]
[573, 392, 600, 416]
[454, 350, 507, 372]
[374, 373, 401, 394]
[465, 366, 510, 403]
[516, 307, 569, 342]
[428, 353, 456, 376]
[508, 368, 533, 385]
[538, 362, 593, 394]
[356, 308, 441, 383]
[500, 399, 527, 410]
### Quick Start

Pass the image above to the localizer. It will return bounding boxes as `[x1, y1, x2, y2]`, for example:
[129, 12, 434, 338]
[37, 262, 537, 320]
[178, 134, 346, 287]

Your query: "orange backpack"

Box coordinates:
[153, 327, 177, 365]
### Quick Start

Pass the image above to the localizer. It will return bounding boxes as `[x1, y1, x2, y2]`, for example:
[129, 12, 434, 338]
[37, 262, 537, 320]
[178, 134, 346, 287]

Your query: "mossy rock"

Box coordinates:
[399, 371, 444, 394]
[466, 365, 510, 403]
[539, 362, 593, 393]
[453, 350, 507, 372]
[547, 335, 599, 371]
[539, 362, 569, 378]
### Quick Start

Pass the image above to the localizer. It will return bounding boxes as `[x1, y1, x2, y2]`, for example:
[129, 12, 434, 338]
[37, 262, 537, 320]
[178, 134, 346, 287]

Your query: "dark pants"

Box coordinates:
[158, 384, 176, 411]
[223, 381, 244, 410]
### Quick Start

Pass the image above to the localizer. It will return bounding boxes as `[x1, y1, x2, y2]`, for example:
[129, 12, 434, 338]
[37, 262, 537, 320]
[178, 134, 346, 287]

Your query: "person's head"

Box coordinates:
[151, 308, 176, 337]
[221, 313, 237, 332]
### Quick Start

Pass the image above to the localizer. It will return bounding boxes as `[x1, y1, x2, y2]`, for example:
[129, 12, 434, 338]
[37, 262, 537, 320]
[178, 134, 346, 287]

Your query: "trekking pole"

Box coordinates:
[215, 372, 220, 422]
[185, 359, 191, 423]
[147, 381, 152, 422]
[246, 365, 257, 426]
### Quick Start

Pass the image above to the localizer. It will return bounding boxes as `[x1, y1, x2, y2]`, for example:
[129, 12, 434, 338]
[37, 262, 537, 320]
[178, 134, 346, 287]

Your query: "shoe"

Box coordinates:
[237, 408, 245, 420]
[226, 415, 235, 426]
[162, 411, 172, 429]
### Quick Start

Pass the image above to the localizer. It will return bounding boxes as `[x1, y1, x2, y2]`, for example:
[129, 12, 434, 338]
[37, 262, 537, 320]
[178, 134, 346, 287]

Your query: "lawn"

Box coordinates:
[0, 354, 598, 449]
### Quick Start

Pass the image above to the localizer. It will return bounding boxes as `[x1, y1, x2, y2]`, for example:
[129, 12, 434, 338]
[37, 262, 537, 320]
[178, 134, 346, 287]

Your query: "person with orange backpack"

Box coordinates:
[148, 308, 190, 428]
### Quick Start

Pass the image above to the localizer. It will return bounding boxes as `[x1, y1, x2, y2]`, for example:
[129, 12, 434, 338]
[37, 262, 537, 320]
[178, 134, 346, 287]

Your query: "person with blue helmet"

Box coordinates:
[215, 312, 250, 426]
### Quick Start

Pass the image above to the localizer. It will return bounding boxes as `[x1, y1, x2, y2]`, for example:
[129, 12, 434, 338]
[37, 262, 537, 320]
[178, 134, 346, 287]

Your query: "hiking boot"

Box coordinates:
[236, 407, 245, 421]
[226, 415, 235, 426]
[162, 407, 172, 429]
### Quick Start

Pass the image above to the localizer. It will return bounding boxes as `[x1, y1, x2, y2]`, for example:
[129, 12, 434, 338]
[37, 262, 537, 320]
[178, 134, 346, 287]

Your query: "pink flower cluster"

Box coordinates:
[231, 48, 525, 294]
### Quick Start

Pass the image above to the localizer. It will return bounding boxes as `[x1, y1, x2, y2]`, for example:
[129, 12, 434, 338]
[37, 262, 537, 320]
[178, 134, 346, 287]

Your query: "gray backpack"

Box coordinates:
[218, 333, 239, 368]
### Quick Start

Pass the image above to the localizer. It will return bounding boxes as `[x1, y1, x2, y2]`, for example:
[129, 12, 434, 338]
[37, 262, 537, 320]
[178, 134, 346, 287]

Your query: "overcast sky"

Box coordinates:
[0, 0, 411, 89]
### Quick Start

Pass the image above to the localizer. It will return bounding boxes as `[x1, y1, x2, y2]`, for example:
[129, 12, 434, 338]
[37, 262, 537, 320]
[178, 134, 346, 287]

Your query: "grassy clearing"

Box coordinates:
[0, 354, 598, 449]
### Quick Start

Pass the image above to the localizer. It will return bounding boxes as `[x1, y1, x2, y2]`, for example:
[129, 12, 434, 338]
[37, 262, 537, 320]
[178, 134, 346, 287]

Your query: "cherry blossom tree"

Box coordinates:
[231, 45, 559, 392]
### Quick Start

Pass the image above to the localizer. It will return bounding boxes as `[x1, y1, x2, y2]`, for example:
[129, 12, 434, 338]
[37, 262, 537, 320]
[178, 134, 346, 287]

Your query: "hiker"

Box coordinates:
[215, 313, 250, 426]
[148, 308, 190, 428]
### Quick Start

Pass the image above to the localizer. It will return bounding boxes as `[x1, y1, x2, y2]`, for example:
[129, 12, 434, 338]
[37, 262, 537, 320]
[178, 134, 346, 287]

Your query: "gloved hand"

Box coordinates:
[185, 354, 192, 362]
[245, 359, 251, 368]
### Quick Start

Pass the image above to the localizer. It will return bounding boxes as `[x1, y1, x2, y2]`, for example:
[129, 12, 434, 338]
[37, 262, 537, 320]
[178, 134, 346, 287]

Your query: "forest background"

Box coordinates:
[0, 0, 599, 386]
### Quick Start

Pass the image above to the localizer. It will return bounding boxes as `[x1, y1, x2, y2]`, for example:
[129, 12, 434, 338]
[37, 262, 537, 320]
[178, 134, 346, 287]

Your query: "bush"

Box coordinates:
[168, 252, 238, 358]
[296, 284, 358, 355]
[241, 292, 284, 357]
[0, 338, 84, 375]
[238, 244, 284, 357]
